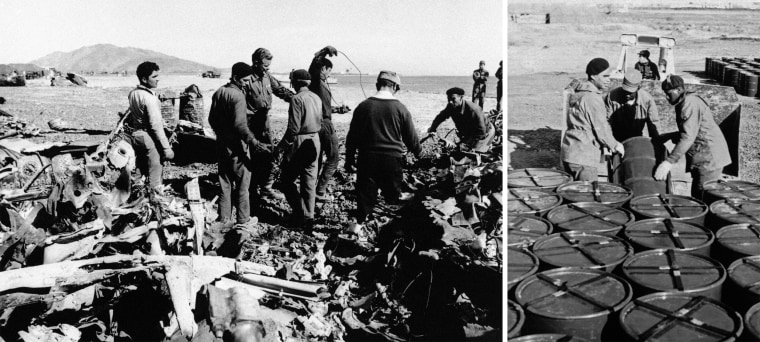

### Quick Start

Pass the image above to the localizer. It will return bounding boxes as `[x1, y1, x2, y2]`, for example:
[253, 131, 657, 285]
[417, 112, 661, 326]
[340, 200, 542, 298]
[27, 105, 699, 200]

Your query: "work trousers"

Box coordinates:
[472, 83, 486, 109]
[217, 143, 251, 224]
[131, 130, 163, 189]
[496, 82, 502, 111]
[316, 119, 340, 195]
[280, 133, 320, 222]
[691, 168, 722, 201]
[356, 153, 403, 222]
[563, 162, 598, 182]
[466, 123, 496, 153]
[247, 111, 276, 191]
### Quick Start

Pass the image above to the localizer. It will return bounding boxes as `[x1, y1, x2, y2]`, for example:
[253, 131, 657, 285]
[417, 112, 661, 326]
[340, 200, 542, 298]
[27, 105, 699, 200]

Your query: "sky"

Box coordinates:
[1, 0, 504, 76]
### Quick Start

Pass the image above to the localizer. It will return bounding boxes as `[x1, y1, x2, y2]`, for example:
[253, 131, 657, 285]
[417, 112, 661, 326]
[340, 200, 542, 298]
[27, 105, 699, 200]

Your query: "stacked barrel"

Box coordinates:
[706, 57, 760, 97]
[507, 163, 760, 341]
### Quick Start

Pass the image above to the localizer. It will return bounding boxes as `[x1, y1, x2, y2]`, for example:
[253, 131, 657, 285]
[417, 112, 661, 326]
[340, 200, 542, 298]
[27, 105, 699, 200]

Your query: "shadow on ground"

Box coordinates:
[507, 128, 562, 169]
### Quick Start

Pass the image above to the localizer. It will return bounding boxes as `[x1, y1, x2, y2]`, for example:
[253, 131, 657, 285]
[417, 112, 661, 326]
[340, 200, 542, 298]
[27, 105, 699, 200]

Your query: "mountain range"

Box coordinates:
[27, 44, 216, 73]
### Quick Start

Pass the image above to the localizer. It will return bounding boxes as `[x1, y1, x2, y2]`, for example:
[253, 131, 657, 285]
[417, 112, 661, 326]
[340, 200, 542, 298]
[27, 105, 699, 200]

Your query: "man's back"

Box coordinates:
[348, 97, 420, 157]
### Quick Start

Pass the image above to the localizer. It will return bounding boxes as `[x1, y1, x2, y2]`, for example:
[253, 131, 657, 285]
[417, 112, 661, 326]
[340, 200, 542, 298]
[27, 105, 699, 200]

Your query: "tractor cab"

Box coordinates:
[612, 34, 675, 80]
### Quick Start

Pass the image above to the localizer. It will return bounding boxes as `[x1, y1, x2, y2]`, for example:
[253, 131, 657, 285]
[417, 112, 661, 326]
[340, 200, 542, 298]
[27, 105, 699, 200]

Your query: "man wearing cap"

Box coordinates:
[604, 70, 661, 142]
[654, 75, 731, 199]
[308, 45, 341, 202]
[208, 62, 271, 228]
[425, 87, 495, 152]
[561, 57, 625, 181]
[276, 69, 322, 228]
[472, 60, 489, 109]
[345, 71, 422, 223]
[126, 61, 174, 192]
[243, 48, 295, 202]
[635, 50, 660, 80]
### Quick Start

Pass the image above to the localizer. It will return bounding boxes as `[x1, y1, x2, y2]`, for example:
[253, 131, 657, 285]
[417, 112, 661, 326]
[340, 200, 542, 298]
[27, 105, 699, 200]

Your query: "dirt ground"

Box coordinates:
[508, 5, 760, 184]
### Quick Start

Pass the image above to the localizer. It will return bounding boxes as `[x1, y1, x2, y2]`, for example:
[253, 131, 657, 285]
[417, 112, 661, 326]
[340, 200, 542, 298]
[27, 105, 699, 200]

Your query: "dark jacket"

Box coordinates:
[308, 56, 333, 121]
[345, 92, 421, 162]
[635, 61, 660, 80]
[208, 82, 259, 152]
[428, 99, 489, 142]
[604, 87, 661, 142]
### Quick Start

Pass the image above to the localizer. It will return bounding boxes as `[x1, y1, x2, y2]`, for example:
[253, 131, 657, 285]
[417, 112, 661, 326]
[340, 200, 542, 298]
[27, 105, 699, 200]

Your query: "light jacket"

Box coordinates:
[666, 92, 731, 173]
[605, 87, 662, 142]
[561, 80, 620, 167]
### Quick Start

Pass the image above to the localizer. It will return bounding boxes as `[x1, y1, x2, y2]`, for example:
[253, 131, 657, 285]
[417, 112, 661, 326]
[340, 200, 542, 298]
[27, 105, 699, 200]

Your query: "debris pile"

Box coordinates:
[0, 107, 503, 341]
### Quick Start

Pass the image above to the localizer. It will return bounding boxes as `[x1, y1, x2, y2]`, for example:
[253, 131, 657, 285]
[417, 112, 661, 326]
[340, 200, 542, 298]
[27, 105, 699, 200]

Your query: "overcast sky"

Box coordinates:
[1, 0, 503, 76]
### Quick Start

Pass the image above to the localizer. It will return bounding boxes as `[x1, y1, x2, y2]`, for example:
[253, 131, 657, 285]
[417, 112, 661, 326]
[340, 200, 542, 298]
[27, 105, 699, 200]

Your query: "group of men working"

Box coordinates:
[125, 49, 500, 229]
[562, 57, 731, 200]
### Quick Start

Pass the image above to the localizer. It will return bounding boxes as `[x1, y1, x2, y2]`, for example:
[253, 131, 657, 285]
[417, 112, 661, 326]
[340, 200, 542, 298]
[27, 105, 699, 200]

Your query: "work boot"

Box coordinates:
[260, 180, 286, 201]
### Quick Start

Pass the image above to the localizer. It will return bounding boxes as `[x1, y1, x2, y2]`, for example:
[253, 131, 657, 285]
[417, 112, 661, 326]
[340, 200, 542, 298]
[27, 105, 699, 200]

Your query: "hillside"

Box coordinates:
[30, 44, 216, 74]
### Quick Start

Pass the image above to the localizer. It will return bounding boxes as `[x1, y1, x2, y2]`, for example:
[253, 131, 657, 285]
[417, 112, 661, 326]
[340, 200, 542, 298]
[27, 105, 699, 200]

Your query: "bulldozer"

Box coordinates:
[560, 33, 742, 194]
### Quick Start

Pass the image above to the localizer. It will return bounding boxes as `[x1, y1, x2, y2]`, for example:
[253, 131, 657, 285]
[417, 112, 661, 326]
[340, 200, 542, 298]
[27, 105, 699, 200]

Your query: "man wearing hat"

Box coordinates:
[276, 69, 322, 228]
[243, 47, 295, 202]
[308, 45, 341, 202]
[654, 75, 731, 199]
[472, 60, 489, 109]
[208, 62, 271, 228]
[561, 57, 625, 181]
[425, 87, 495, 152]
[345, 71, 422, 223]
[635, 50, 660, 80]
[604, 70, 661, 142]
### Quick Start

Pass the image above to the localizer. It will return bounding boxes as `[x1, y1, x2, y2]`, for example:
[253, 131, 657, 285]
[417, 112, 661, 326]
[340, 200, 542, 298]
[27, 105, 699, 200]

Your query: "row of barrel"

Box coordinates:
[705, 57, 760, 97]
[507, 168, 760, 341]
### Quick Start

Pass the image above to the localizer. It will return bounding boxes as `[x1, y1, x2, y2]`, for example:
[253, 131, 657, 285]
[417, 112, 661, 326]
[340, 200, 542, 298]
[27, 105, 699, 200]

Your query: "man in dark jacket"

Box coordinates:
[654, 75, 731, 199]
[635, 50, 660, 80]
[308, 45, 341, 201]
[425, 87, 495, 152]
[604, 70, 661, 142]
[472, 60, 489, 109]
[277, 70, 322, 228]
[345, 71, 422, 223]
[243, 48, 294, 202]
[208, 62, 271, 227]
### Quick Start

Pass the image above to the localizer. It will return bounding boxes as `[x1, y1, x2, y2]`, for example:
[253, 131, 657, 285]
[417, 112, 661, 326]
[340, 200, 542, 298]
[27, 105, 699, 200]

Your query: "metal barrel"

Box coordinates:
[622, 249, 727, 300]
[623, 218, 714, 257]
[508, 188, 563, 217]
[508, 247, 540, 294]
[555, 181, 633, 207]
[714, 224, 760, 266]
[515, 267, 633, 341]
[619, 292, 743, 342]
[508, 299, 525, 338]
[726, 256, 760, 314]
[628, 194, 709, 226]
[616, 137, 667, 197]
[509, 334, 589, 342]
[745, 302, 760, 340]
[716, 61, 727, 83]
[532, 232, 634, 273]
[725, 66, 741, 90]
[706, 57, 712, 75]
[508, 168, 573, 191]
[703, 179, 760, 205]
[738, 71, 748, 94]
[748, 72, 759, 97]
[508, 214, 554, 248]
[545, 203, 635, 236]
[709, 198, 760, 229]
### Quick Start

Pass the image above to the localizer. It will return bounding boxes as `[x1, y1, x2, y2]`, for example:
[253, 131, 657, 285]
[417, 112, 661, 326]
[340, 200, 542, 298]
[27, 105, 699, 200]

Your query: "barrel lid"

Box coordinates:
[545, 203, 635, 235]
[515, 267, 632, 319]
[622, 249, 726, 293]
[508, 299, 525, 338]
[508, 168, 572, 189]
[508, 188, 562, 216]
[619, 292, 743, 341]
[507, 215, 554, 247]
[716, 224, 760, 257]
[508, 247, 539, 287]
[532, 232, 633, 270]
[745, 302, 760, 340]
[727, 256, 760, 296]
[624, 218, 714, 252]
[710, 199, 760, 224]
[704, 180, 760, 201]
[556, 181, 633, 206]
[509, 334, 589, 342]
[629, 194, 708, 221]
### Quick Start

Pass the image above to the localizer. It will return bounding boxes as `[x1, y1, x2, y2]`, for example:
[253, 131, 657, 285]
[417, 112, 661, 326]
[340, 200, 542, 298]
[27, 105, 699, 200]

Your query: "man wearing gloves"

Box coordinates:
[276, 69, 322, 228]
[561, 57, 625, 181]
[208, 62, 271, 227]
[425, 87, 495, 153]
[604, 69, 661, 142]
[126, 61, 174, 192]
[654, 75, 731, 199]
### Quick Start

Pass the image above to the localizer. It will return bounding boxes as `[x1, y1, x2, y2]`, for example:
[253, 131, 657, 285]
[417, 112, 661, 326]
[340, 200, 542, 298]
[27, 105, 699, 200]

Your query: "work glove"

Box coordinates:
[163, 148, 175, 160]
[614, 143, 625, 158]
[654, 161, 672, 181]
[320, 45, 338, 57]
[254, 141, 273, 154]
